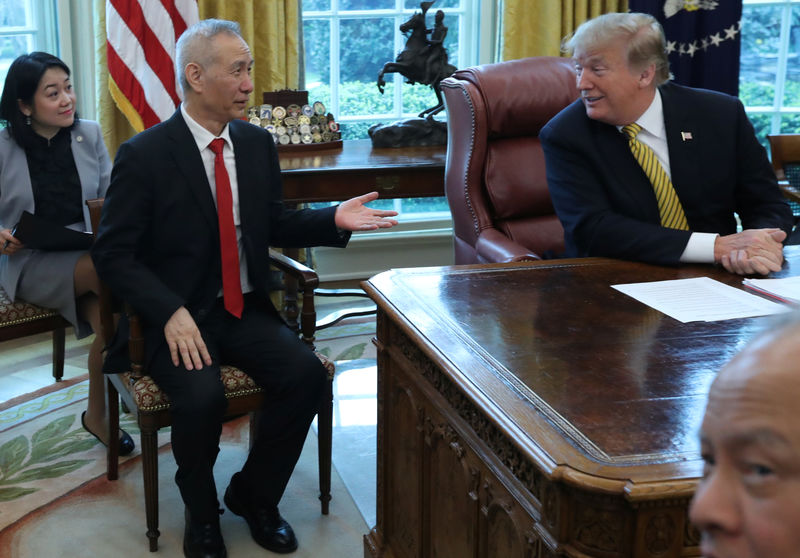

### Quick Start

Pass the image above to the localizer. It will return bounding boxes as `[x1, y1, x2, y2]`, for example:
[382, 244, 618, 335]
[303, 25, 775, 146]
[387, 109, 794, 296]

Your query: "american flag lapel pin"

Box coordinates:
[681, 131, 693, 142]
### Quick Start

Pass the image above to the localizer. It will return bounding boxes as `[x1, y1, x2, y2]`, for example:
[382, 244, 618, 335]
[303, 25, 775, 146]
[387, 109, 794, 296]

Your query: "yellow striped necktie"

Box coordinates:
[621, 123, 689, 231]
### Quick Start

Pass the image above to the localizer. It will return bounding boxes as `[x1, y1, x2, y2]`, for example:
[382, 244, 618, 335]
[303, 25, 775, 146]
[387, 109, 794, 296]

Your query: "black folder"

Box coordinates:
[13, 211, 93, 251]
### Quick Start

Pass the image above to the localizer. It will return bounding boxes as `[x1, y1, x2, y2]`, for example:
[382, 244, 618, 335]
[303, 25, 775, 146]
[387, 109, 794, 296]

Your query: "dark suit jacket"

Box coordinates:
[540, 82, 793, 264]
[92, 110, 348, 365]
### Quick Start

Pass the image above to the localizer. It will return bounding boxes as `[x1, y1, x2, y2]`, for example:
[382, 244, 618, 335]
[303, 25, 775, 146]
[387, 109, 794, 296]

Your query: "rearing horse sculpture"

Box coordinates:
[376, 2, 456, 119]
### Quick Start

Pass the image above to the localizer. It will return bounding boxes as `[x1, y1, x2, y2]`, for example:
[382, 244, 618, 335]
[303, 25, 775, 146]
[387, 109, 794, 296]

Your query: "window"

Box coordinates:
[302, 0, 480, 222]
[740, 0, 800, 147]
[0, 0, 58, 92]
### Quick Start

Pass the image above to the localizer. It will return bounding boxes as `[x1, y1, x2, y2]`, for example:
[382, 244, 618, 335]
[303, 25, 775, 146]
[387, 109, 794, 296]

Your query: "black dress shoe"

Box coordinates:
[80, 411, 135, 456]
[224, 473, 298, 553]
[183, 508, 227, 558]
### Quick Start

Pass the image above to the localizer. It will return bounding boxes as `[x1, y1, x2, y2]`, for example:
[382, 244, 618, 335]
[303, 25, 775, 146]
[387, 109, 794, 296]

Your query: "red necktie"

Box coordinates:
[208, 138, 243, 318]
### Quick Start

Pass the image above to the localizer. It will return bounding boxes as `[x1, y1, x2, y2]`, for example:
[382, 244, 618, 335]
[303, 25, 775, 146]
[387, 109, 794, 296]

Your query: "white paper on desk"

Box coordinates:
[742, 277, 800, 304]
[612, 277, 790, 323]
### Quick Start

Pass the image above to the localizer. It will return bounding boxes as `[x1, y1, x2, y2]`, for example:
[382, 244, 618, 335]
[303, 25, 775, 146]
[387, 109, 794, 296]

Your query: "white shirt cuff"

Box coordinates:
[679, 232, 717, 263]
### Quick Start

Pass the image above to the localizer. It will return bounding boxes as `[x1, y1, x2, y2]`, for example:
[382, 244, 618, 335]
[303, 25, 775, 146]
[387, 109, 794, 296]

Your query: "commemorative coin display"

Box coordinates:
[248, 100, 341, 146]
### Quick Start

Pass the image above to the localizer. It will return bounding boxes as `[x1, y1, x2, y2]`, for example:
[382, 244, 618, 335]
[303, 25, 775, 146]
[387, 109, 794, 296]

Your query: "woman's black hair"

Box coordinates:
[0, 52, 77, 149]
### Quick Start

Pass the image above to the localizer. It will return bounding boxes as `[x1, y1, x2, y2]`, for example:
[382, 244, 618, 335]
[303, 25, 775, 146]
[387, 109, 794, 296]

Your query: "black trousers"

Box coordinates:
[148, 295, 327, 521]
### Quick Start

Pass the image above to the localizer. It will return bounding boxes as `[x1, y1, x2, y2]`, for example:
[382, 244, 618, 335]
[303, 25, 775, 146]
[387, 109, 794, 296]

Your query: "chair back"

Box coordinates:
[768, 134, 800, 182]
[441, 56, 578, 263]
[86, 198, 146, 379]
[767, 134, 800, 217]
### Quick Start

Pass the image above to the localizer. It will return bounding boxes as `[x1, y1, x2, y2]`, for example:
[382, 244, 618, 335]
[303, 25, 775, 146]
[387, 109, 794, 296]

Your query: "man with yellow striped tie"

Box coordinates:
[541, 12, 793, 276]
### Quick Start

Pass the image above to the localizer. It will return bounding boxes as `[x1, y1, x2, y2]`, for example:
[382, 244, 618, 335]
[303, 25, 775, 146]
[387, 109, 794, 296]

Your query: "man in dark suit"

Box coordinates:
[91, 19, 397, 558]
[541, 12, 793, 276]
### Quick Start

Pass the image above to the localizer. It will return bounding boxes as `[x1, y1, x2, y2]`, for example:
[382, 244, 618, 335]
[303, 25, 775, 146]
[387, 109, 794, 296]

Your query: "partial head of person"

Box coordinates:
[0, 51, 76, 148]
[563, 12, 671, 126]
[689, 313, 800, 558]
[175, 18, 254, 135]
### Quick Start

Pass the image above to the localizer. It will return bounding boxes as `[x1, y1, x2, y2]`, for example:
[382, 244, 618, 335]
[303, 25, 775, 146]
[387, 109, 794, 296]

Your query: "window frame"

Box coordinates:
[0, 0, 59, 49]
[301, 0, 482, 226]
[302, 0, 480, 130]
[0, 0, 59, 75]
[740, 0, 800, 138]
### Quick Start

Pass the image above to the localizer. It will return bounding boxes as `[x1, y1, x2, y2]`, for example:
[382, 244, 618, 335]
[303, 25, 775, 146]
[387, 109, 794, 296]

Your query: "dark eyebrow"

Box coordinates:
[43, 77, 70, 89]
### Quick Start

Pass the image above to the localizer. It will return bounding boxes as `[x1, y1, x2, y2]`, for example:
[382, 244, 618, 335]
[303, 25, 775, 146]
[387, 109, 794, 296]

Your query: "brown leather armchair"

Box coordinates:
[440, 57, 578, 264]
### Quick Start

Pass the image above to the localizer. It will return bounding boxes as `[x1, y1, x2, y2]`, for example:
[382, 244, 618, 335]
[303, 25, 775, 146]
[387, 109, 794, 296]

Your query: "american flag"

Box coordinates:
[106, 0, 199, 132]
[629, 0, 742, 96]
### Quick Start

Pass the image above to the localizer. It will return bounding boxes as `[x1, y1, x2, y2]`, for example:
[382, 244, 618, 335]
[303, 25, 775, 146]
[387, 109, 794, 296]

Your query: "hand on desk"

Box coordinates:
[165, 306, 212, 371]
[335, 192, 399, 231]
[714, 228, 786, 276]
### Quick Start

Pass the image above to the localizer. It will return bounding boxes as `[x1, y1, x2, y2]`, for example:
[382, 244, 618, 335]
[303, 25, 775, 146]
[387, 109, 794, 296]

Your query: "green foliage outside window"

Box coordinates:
[307, 81, 447, 139]
[740, 2, 800, 148]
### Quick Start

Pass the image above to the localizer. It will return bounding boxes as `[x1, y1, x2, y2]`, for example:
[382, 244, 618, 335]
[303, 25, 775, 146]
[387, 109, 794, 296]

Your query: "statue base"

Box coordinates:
[368, 117, 447, 148]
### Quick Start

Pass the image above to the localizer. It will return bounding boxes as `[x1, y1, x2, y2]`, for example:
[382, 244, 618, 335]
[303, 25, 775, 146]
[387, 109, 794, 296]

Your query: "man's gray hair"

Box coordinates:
[563, 12, 672, 86]
[175, 18, 243, 95]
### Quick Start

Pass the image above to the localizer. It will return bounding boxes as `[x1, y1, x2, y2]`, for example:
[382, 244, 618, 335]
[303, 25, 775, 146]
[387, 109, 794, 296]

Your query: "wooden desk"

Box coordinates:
[279, 139, 446, 203]
[363, 252, 800, 558]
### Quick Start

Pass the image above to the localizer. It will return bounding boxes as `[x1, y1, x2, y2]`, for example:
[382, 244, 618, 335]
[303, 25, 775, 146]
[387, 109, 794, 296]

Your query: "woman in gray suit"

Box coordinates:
[0, 52, 133, 455]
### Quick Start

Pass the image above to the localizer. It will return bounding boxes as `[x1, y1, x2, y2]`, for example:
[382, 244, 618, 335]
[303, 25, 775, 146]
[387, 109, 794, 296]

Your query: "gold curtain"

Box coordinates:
[94, 0, 301, 159]
[501, 0, 628, 61]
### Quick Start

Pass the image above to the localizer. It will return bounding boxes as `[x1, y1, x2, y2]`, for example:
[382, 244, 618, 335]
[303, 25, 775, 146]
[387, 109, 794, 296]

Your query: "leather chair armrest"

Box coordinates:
[475, 229, 542, 263]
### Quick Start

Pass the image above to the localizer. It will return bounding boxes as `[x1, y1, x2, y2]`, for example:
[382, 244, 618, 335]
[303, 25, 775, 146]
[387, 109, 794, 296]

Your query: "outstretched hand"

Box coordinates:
[335, 192, 399, 231]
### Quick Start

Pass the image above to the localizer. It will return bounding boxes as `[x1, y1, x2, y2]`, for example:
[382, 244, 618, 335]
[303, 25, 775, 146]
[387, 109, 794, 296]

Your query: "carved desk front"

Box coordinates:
[363, 250, 800, 558]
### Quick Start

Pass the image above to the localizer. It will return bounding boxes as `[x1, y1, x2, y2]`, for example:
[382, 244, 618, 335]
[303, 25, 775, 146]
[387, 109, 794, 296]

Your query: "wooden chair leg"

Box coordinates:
[141, 425, 160, 552]
[106, 378, 120, 481]
[52, 327, 65, 382]
[318, 378, 333, 515]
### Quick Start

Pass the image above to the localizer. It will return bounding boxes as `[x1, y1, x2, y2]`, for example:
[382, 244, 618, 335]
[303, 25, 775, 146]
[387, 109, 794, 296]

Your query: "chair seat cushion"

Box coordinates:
[120, 352, 335, 412]
[0, 286, 60, 327]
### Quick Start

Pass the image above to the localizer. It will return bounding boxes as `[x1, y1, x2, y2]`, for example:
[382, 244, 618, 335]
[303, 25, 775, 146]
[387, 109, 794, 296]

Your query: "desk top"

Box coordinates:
[364, 249, 800, 495]
[278, 138, 445, 175]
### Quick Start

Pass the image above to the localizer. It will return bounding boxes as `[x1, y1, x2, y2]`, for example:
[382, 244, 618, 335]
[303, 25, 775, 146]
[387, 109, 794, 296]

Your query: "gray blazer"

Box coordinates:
[0, 119, 112, 299]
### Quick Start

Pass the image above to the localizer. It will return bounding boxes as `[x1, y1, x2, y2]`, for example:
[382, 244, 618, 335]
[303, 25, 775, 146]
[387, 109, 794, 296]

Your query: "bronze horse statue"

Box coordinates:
[376, 2, 456, 119]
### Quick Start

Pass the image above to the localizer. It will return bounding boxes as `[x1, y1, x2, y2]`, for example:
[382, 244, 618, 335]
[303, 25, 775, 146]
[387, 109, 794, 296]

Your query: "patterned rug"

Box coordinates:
[0, 318, 375, 557]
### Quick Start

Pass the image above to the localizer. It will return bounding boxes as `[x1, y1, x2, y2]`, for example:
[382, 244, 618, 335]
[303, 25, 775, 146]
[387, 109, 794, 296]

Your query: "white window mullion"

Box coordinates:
[771, 1, 792, 132]
[34, 0, 58, 53]
[0, 1, 61, 104]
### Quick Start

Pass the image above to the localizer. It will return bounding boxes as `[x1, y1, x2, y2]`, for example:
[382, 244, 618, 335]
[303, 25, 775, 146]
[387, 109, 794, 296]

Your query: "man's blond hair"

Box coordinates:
[563, 12, 671, 85]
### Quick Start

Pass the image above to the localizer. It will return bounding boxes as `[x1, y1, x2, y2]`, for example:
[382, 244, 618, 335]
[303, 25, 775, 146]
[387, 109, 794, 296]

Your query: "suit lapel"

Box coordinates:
[229, 121, 257, 231]
[660, 83, 699, 207]
[165, 111, 218, 230]
[593, 119, 662, 222]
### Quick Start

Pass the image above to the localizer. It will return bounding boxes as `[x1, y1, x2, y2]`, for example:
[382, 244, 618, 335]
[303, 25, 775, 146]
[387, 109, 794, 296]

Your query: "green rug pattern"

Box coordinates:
[0, 317, 375, 530]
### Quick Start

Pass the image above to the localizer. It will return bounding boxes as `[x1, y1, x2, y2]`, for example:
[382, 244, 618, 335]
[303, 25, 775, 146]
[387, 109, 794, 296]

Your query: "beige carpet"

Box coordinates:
[0, 389, 367, 557]
[0, 319, 376, 558]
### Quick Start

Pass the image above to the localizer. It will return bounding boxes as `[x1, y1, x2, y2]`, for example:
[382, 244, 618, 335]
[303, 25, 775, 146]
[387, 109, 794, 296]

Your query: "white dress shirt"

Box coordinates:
[619, 91, 717, 263]
[181, 104, 253, 294]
